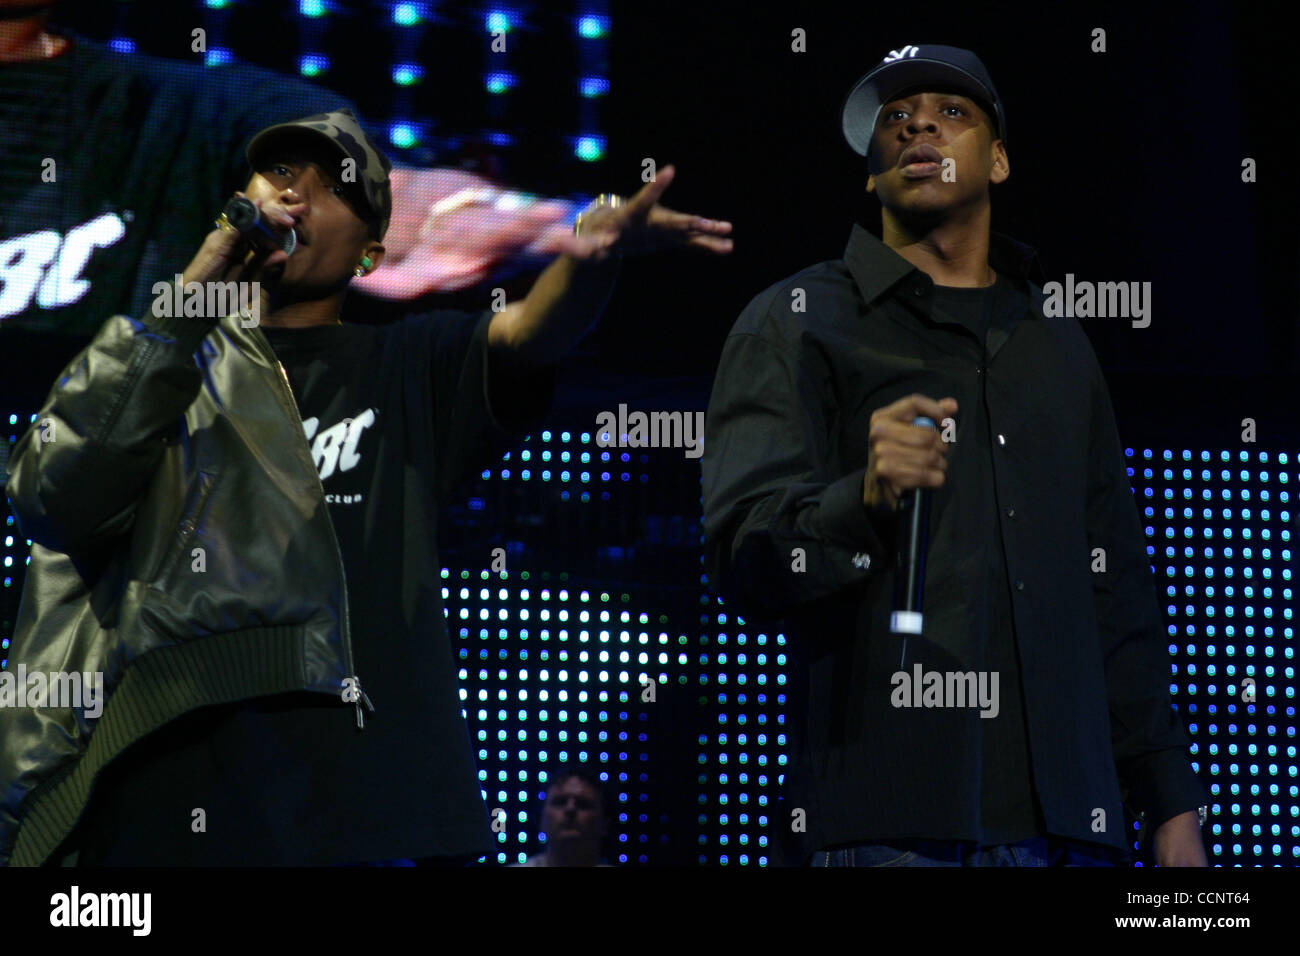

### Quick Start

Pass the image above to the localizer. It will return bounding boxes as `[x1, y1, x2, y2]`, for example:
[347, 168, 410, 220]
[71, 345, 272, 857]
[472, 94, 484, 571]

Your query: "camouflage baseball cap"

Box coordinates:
[246, 108, 393, 241]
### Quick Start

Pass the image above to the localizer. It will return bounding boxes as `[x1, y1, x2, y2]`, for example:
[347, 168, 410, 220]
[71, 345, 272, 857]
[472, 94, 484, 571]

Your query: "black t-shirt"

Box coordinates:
[931, 278, 995, 346]
[930, 274, 1045, 846]
[0, 32, 355, 407]
[73, 309, 554, 865]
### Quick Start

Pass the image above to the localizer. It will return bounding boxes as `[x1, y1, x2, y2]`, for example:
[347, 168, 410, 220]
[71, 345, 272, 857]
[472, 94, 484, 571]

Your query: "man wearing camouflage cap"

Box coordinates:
[247, 108, 396, 240]
[0, 110, 731, 866]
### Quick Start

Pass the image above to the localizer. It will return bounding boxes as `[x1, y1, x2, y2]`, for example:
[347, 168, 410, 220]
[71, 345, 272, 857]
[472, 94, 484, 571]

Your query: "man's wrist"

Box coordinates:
[1141, 804, 1209, 830]
[862, 473, 897, 515]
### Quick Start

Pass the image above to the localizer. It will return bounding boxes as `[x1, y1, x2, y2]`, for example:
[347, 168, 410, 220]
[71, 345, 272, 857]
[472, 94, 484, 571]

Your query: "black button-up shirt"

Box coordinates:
[701, 223, 1207, 863]
[929, 277, 1042, 845]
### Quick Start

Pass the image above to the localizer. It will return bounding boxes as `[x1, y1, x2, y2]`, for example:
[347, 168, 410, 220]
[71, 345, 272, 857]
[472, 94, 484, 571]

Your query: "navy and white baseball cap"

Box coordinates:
[842, 44, 1007, 158]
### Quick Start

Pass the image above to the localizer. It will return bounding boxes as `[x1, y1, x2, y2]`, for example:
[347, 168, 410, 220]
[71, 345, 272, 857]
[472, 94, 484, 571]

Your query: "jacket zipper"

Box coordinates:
[269, 349, 376, 729]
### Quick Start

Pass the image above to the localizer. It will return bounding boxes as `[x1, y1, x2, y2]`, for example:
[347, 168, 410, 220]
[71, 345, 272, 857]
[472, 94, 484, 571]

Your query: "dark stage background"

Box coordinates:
[2, 0, 1297, 867]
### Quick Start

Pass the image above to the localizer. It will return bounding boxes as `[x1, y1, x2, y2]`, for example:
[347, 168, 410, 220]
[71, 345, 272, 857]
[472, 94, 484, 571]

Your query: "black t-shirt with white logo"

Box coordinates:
[73, 309, 554, 865]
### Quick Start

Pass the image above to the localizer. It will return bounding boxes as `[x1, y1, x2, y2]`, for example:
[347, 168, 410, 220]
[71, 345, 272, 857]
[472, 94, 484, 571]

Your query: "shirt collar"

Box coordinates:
[843, 221, 1043, 306]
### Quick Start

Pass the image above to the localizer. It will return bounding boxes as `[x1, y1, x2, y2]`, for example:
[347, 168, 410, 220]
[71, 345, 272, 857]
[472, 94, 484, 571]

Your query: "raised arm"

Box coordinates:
[5, 209, 282, 557]
[484, 165, 732, 365]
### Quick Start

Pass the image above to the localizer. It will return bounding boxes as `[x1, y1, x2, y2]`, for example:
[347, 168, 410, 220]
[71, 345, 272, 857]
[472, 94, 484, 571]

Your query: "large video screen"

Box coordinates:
[0, 0, 605, 404]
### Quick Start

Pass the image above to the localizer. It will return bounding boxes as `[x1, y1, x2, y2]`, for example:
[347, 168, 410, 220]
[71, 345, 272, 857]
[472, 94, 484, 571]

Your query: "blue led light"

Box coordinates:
[204, 47, 234, 67]
[575, 135, 606, 162]
[298, 53, 329, 77]
[393, 2, 423, 26]
[578, 14, 609, 38]
[299, 0, 327, 16]
[392, 63, 423, 86]
[389, 123, 419, 148]
[580, 76, 610, 98]
[108, 37, 136, 54]
[486, 72, 516, 94]
[486, 9, 514, 33]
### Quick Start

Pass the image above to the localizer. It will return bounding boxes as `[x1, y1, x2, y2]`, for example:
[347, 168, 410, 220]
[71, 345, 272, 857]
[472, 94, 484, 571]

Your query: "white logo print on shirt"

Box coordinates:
[301, 409, 378, 504]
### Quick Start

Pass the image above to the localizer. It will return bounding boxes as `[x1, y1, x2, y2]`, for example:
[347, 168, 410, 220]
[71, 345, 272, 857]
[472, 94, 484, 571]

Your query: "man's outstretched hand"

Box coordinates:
[555, 165, 733, 261]
[353, 165, 732, 299]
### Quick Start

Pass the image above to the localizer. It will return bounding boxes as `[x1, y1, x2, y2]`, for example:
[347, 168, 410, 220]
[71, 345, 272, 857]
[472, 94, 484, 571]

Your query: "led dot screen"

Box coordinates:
[0, 0, 609, 341]
[413, 439, 1300, 867]
[3, 408, 1297, 865]
[1128, 446, 1297, 864]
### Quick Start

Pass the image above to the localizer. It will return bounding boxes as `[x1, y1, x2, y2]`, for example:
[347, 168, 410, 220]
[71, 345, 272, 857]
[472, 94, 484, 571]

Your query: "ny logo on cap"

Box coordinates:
[883, 45, 920, 63]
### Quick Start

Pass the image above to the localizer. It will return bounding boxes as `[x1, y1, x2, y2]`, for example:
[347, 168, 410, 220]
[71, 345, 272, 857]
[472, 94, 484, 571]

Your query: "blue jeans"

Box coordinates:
[810, 837, 1120, 867]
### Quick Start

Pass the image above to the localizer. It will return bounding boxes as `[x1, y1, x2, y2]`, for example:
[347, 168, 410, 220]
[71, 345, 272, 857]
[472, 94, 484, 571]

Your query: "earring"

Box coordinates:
[354, 267, 364, 277]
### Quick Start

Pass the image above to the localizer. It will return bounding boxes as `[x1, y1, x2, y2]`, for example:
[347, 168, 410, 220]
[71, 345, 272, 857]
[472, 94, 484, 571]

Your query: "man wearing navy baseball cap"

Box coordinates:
[703, 45, 1209, 867]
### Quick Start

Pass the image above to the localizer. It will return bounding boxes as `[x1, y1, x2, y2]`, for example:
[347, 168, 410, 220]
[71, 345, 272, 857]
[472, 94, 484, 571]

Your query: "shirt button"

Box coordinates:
[997, 434, 1006, 446]
[1015, 580, 1025, 591]
[851, 552, 872, 570]
[914, 286, 924, 296]
[1006, 507, 1016, 518]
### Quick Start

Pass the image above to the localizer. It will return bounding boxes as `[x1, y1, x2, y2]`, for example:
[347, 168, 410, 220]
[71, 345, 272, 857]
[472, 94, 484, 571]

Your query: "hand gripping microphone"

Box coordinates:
[220, 197, 297, 256]
[890, 416, 936, 667]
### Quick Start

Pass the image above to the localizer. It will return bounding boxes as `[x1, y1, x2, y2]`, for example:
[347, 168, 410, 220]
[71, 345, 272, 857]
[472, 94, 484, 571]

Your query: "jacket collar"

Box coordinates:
[843, 221, 1044, 307]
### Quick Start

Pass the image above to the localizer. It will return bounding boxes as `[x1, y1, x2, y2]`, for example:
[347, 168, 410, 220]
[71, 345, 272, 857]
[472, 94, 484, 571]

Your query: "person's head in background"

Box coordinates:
[539, 767, 608, 866]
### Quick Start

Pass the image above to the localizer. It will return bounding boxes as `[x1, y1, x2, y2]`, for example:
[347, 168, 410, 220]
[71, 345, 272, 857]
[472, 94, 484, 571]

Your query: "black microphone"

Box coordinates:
[220, 197, 297, 256]
[890, 416, 936, 666]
